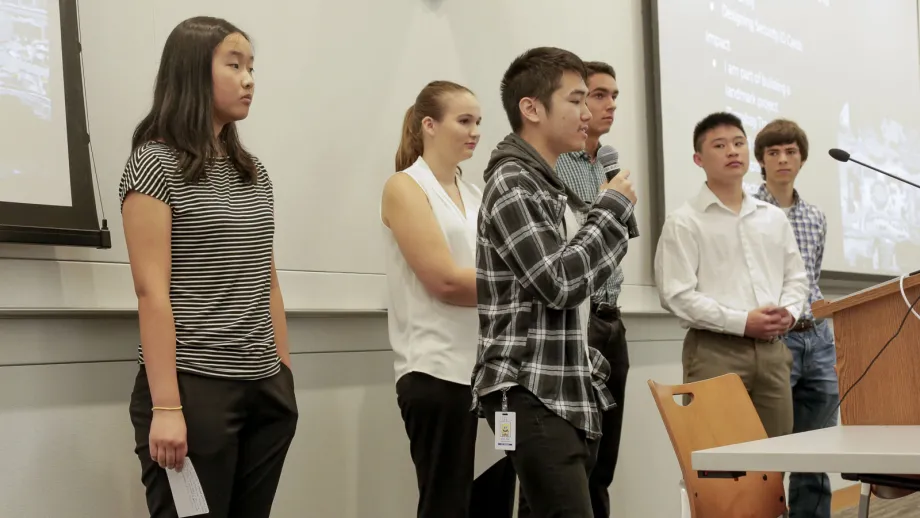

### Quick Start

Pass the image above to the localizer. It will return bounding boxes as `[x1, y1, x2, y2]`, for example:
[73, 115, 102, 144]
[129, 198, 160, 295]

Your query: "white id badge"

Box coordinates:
[494, 411, 516, 451]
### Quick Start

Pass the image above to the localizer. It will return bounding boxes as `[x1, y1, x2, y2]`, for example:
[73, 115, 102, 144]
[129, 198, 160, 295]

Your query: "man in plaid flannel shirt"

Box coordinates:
[472, 47, 639, 517]
[753, 118, 839, 518]
[554, 60, 631, 518]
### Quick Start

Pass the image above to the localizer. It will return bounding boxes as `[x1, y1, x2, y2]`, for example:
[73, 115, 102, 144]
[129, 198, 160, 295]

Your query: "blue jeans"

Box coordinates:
[785, 319, 840, 518]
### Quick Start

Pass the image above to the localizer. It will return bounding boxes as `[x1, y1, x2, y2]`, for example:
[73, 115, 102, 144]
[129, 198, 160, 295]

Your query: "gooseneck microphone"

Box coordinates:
[597, 145, 620, 181]
[828, 148, 920, 190]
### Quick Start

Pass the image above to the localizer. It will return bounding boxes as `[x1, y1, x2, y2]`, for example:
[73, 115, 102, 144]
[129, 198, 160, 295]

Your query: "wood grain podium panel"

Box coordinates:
[814, 274, 920, 426]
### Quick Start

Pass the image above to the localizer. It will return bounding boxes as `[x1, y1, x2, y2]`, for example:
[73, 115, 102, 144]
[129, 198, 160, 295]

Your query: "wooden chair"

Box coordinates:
[648, 373, 788, 518]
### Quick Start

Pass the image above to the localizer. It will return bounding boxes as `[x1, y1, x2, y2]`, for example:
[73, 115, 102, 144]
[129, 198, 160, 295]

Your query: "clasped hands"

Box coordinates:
[744, 305, 795, 341]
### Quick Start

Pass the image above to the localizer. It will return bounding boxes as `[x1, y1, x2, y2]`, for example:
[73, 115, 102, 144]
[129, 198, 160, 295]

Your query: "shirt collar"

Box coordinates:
[572, 141, 602, 163]
[691, 182, 763, 216]
[755, 183, 803, 213]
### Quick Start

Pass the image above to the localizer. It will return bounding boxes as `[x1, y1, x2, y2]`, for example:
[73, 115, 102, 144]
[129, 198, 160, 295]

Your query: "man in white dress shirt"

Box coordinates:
[654, 112, 809, 438]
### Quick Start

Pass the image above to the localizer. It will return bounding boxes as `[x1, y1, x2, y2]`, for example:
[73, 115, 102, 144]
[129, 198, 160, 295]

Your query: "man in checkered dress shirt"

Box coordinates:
[554, 60, 633, 518]
[753, 118, 839, 518]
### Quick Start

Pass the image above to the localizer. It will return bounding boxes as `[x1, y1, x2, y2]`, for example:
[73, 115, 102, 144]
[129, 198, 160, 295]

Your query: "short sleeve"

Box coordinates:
[253, 156, 273, 214]
[118, 143, 172, 211]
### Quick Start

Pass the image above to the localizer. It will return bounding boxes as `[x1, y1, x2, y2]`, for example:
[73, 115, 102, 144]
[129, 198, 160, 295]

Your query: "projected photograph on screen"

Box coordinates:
[0, 0, 72, 207]
[837, 105, 920, 273]
[654, 0, 920, 277]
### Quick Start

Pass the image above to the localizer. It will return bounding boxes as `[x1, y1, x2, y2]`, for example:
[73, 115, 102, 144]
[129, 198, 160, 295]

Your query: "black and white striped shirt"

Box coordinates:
[118, 141, 280, 380]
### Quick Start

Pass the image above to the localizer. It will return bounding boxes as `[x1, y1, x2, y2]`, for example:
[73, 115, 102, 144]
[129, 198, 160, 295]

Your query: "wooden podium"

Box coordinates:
[812, 273, 920, 426]
[814, 273, 920, 499]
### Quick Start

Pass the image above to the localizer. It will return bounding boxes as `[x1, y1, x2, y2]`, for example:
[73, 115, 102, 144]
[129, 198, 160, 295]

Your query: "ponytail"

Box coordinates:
[394, 80, 475, 173]
[395, 105, 422, 172]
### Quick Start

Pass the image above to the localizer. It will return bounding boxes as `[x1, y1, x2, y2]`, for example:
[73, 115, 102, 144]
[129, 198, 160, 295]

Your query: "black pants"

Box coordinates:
[471, 457, 517, 518]
[513, 306, 628, 518]
[129, 364, 299, 518]
[396, 372, 478, 518]
[588, 306, 629, 518]
[482, 386, 600, 518]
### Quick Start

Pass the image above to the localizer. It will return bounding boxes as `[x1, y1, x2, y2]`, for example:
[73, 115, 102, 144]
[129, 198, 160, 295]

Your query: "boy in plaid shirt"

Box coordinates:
[554, 60, 631, 518]
[472, 47, 638, 517]
[753, 118, 839, 518]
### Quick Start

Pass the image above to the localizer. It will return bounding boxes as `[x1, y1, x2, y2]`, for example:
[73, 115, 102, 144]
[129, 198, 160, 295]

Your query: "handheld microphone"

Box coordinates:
[597, 145, 620, 181]
[828, 148, 920, 190]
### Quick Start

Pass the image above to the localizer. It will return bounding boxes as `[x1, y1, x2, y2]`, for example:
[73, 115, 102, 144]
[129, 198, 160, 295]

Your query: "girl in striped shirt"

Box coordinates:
[119, 16, 297, 517]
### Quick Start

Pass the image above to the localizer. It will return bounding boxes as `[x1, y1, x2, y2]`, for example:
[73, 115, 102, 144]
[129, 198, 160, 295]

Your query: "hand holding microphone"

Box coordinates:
[598, 144, 637, 204]
[602, 170, 636, 204]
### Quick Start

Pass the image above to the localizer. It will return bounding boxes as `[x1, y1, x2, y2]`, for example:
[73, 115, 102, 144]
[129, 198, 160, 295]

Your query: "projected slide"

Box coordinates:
[837, 109, 920, 274]
[0, 0, 72, 207]
[656, 0, 920, 276]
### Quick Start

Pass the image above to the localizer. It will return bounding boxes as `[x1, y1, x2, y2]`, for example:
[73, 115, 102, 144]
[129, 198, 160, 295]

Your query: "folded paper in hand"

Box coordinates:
[166, 458, 209, 517]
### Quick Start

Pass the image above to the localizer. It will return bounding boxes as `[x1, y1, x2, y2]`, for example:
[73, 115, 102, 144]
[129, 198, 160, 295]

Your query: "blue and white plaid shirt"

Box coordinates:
[753, 184, 826, 322]
[556, 149, 624, 306]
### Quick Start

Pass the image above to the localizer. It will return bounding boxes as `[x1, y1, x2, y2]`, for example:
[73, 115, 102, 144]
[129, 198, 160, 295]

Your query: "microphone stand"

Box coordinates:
[830, 148, 920, 278]
[842, 156, 920, 191]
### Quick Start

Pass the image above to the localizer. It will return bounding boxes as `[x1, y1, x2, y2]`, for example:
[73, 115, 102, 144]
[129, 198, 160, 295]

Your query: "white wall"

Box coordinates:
[0, 309, 858, 517]
[2, 0, 661, 315]
[0, 312, 689, 517]
[0, 0, 864, 516]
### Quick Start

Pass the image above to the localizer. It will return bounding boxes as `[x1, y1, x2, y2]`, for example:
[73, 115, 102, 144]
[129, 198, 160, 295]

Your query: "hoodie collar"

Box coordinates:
[483, 133, 590, 211]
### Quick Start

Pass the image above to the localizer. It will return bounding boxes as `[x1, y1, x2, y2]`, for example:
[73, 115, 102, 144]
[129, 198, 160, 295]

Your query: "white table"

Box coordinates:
[691, 425, 920, 517]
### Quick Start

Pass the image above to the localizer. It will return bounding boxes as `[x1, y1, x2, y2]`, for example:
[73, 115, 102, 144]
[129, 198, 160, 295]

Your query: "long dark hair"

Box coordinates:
[395, 80, 473, 172]
[132, 16, 257, 184]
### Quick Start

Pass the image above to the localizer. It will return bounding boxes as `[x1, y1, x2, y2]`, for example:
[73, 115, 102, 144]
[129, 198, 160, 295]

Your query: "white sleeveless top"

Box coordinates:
[382, 157, 483, 386]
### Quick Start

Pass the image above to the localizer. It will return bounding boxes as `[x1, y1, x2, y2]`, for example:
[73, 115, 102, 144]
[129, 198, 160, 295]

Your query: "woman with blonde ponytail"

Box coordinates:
[395, 104, 424, 172]
[380, 80, 486, 518]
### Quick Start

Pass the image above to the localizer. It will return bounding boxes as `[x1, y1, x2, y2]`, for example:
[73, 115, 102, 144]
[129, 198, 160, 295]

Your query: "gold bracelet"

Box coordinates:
[152, 405, 183, 411]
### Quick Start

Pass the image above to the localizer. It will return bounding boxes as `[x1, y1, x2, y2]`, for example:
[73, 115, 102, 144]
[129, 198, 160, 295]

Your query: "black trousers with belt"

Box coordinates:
[587, 303, 629, 518]
[510, 303, 629, 518]
[129, 364, 299, 518]
[483, 386, 601, 518]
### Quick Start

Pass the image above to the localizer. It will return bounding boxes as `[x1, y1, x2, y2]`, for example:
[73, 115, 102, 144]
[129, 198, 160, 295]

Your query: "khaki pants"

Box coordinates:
[682, 328, 794, 438]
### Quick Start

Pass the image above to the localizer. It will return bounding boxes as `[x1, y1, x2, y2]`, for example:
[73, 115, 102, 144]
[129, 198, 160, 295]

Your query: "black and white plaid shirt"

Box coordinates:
[471, 161, 639, 440]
